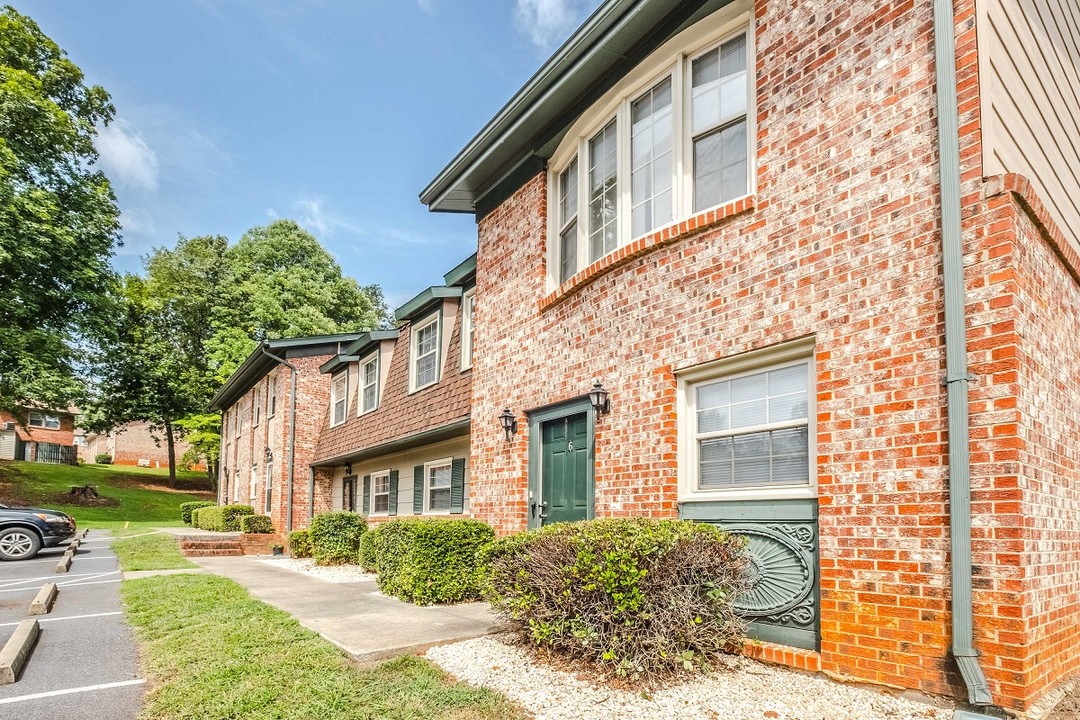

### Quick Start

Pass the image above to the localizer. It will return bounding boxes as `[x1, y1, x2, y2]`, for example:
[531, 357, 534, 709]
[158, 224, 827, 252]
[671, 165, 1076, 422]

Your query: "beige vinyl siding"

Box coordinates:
[981, 0, 1080, 253]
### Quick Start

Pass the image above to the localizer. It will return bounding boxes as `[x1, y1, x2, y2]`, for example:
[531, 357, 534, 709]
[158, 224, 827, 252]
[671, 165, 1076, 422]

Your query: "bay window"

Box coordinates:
[549, 20, 752, 287]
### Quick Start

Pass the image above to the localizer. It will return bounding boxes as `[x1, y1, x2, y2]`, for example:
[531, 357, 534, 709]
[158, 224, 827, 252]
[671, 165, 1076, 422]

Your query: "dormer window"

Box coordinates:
[410, 315, 440, 392]
[330, 370, 347, 427]
[548, 15, 752, 289]
[359, 352, 379, 414]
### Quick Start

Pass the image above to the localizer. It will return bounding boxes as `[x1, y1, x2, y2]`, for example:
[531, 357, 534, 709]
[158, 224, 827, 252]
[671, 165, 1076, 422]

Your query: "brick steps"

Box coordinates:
[179, 538, 242, 557]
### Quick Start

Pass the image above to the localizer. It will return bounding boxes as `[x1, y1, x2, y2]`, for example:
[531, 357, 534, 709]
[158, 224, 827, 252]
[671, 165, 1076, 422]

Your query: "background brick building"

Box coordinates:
[210, 334, 362, 532]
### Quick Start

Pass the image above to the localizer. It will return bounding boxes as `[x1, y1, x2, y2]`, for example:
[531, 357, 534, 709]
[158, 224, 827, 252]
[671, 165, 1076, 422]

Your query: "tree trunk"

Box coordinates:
[206, 459, 218, 492]
[165, 419, 177, 488]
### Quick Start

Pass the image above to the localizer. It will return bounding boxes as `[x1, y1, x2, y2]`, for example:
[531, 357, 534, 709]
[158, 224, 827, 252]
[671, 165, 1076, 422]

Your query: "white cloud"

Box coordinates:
[96, 118, 159, 192]
[293, 195, 436, 248]
[417, 0, 436, 15]
[514, 0, 592, 50]
[266, 207, 278, 219]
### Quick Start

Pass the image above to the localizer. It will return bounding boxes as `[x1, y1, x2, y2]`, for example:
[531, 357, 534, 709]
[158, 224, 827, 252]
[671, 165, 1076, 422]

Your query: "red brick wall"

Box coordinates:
[466, 0, 1076, 710]
[90, 421, 205, 471]
[217, 353, 336, 532]
[0, 409, 75, 448]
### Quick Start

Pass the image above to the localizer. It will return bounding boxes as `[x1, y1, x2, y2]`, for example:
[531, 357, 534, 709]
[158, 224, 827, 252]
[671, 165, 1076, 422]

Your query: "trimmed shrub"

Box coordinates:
[374, 518, 494, 605]
[190, 506, 209, 529]
[240, 515, 274, 534]
[288, 529, 312, 559]
[95, 453, 113, 464]
[192, 504, 254, 532]
[309, 512, 366, 565]
[358, 527, 380, 572]
[180, 501, 215, 525]
[487, 518, 750, 681]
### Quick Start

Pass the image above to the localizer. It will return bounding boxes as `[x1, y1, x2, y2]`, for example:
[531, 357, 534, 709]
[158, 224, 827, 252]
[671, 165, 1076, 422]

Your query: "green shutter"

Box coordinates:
[362, 475, 370, 516]
[388, 470, 399, 515]
[450, 458, 466, 514]
[413, 464, 424, 514]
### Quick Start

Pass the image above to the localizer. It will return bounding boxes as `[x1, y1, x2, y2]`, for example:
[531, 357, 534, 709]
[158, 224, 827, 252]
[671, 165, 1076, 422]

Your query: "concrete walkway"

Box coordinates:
[193, 556, 503, 664]
[158, 527, 239, 539]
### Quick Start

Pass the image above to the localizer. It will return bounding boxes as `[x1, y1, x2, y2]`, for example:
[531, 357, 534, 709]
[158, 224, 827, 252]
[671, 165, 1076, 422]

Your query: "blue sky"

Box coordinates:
[16, 0, 597, 307]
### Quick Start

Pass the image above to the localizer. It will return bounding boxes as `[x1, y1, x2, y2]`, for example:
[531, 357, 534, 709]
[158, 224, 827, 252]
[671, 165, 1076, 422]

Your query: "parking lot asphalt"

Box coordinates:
[0, 530, 143, 719]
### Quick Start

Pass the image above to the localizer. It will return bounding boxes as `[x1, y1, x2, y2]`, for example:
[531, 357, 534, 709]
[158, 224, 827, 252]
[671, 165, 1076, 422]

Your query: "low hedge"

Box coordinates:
[487, 518, 749, 681]
[190, 506, 209, 529]
[240, 515, 274, 534]
[180, 501, 216, 525]
[192, 504, 255, 532]
[95, 453, 113, 464]
[288, 529, 312, 559]
[358, 528, 379, 572]
[374, 518, 494, 605]
[309, 512, 366, 565]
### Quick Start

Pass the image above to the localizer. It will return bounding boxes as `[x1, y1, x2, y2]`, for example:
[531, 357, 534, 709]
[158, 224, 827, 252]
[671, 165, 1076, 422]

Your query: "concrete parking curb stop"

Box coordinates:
[0, 619, 40, 685]
[28, 585, 58, 616]
[54, 556, 71, 574]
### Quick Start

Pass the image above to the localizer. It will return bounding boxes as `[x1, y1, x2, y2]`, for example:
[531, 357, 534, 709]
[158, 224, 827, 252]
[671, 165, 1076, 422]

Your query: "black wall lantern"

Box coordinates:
[498, 407, 518, 442]
[344, 463, 352, 476]
[264, 447, 273, 464]
[589, 381, 611, 415]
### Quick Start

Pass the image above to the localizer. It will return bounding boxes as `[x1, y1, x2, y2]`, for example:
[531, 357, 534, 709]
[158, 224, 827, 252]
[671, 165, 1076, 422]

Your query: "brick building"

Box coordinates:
[81, 421, 204, 470]
[210, 334, 362, 532]
[0, 406, 78, 464]
[310, 256, 474, 523]
[420, 0, 1080, 712]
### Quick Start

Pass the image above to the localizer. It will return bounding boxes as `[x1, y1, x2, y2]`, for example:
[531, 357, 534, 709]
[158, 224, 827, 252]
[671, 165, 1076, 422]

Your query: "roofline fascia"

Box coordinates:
[311, 418, 471, 467]
[419, 0, 639, 211]
[443, 253, 478, 287]
[394, 286, 462, 323]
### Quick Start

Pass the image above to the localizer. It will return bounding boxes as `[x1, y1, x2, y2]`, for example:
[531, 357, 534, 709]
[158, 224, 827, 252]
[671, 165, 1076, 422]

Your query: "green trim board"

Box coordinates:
[680, 498, 820, 651]
[526, 397, 596, 530]
[209, 334, 363, 411]
[310, 418, 470, 467]
[442, 254, 477, 288]
[394, 286, 462, 323]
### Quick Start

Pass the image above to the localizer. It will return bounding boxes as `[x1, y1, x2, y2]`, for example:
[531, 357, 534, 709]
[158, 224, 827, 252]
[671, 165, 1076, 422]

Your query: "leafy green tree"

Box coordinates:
[209, 220, 387, 382]
[175, 413, 222, 488]
[89, 222, 389, 483]
[0, 6, 120, 416]
[84, 275, 202, 486]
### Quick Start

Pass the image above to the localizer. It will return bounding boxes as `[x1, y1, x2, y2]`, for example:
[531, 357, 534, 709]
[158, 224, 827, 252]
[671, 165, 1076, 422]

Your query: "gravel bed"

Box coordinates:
[427, 636, 951, 720]
[257, 557, 376, 584]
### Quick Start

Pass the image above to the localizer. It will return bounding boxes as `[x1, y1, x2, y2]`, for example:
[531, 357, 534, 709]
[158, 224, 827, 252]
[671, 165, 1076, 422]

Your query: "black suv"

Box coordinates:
[0, 504, 77, 560]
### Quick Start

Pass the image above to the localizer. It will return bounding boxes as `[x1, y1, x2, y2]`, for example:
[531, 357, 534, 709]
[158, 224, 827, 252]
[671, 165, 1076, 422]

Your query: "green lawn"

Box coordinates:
[113, 531, 196, 572]
[0, 460, 212, 527]
[122, 574, 526, 720]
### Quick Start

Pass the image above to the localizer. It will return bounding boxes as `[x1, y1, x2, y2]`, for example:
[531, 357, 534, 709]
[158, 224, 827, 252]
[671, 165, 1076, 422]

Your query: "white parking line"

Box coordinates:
[11, 556, 115, 566]
[0, 571, 119, 590]
[0, 679, 145, 705]
[0, 611, 123, 628]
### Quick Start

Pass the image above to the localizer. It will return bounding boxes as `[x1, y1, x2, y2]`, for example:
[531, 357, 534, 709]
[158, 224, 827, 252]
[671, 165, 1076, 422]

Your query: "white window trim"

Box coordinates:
[461, 290, 475, 371]
[370, 469, 391, 515]
[546, 5, 755, 292]
[424, 457, 454, 515]
[676, 337, 816, 503]
[253, 388, 262, 427]
[28, 411, 61, 430]
[409, 314, 441, 393]
[330, 370, 348, 428]
[358, 351, 380, 416]
[268, 375, 278, 418]
[249, 466, 257, 502]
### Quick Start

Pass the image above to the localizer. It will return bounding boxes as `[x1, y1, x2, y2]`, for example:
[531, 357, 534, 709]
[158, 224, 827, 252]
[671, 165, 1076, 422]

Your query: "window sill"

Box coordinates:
[679, 484, 816, 504]
[541, 195, 755, 312]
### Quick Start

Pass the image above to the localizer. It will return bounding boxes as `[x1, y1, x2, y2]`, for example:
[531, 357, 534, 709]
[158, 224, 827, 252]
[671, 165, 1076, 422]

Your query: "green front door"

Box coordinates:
[540, 412, 590, 525]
